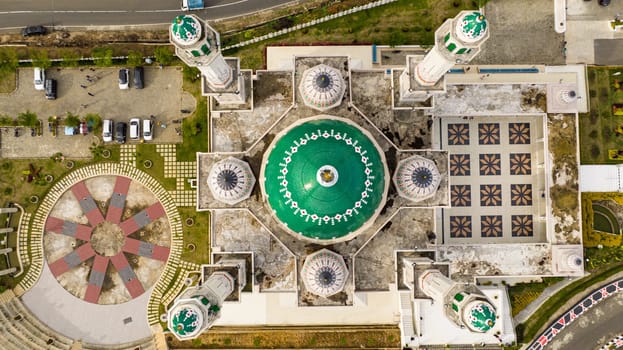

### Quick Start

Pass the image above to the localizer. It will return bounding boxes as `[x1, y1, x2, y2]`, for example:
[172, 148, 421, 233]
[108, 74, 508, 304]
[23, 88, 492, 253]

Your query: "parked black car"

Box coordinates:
[44, 79, 57, 100]
[115, 122, 127, 144]
[134, 66, 144, 89]
[21, 26, 47, 37]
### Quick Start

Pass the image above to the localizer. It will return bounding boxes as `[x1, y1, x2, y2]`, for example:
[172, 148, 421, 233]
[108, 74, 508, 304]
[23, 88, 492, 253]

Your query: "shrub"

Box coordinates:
[126, 50, 144, 67]
[65, 112, 81, 128]
[17, 111, 39, 127]
[60, 49, 81, 67]
[154, 46, 174, 66]
[0, 48, 18, 77]
[0, 115, 15, 126]
[30, 49, 51, 69]
[92, 48, 113, 67]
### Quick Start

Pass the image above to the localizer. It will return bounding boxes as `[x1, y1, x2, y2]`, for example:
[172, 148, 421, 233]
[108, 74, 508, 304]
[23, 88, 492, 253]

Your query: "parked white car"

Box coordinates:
[34, 67, 45, 90]
[102, 119, 113, 142]
[142, 119, 153, 141]
[129, 118, 140, 141]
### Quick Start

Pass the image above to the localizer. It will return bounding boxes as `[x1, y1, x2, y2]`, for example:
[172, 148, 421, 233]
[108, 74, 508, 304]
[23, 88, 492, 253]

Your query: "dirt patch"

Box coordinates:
[168, 325, 400, 349]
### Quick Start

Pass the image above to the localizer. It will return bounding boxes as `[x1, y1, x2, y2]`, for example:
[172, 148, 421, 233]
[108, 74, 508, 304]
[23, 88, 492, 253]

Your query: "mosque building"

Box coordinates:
[173, 8, 584, 348]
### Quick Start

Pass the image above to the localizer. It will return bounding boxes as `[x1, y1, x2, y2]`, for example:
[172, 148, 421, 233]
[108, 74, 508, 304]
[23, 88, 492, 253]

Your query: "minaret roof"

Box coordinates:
[466, 301, 496, 332]
[171, 15, 202, 46]
[456, 11, 488, 43]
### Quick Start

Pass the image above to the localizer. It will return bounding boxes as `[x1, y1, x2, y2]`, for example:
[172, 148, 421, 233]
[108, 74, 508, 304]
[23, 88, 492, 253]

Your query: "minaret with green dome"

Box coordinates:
[399, 10, 489, 103]
[169, 14, 246, 104]
[167, 271, 236, 340]
[419, 269, 497, 333]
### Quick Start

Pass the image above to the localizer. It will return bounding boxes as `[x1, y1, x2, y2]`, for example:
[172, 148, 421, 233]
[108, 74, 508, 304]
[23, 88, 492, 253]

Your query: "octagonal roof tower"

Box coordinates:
[169, 15, 233, 90]
[393, 155, 441, 202]
[414, 10, 489, 87]
[260, 116, 389, 244]
[301, 249, 348, 298]
[207, 157, 255, 205]
[419, 269, 497, 333]
[399, 10, 489, 104]
[298, 64, 346, 111]
[168, 271, 235, 341]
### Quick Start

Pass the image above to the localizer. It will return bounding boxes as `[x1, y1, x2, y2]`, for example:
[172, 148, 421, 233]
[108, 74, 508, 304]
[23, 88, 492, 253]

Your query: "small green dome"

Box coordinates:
[457, 12, 487, 42]
[171, 306, 201, 337]
[261, 117, 387, 242]
[467, 302, 496, 332]
[171, 15, 202, 45]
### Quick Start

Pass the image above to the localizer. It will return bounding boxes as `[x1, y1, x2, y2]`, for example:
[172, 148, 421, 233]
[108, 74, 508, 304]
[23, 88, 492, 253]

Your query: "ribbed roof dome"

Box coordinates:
[207, 157, 255, 205]
[171, 15, 202, 45]
[393, 155, 441, 202]
[456, 12, 488, 43]
[301, 249, 348, 297]
[298, 64, 346, 111]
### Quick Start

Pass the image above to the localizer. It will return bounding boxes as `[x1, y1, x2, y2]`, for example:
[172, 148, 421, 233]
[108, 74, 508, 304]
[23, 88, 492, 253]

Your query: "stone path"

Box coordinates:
[120, 145, 137, 167]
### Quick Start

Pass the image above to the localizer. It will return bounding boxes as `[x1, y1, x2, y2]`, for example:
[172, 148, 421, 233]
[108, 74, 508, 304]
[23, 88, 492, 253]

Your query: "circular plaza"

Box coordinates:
[43, 174, 171, 304]
[260, 116, 388, 243]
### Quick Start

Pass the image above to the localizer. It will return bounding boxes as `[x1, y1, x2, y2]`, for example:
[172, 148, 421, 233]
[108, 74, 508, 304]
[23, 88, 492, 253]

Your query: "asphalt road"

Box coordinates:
[0, 0, 294, 30]
[545, 292, 623, 350]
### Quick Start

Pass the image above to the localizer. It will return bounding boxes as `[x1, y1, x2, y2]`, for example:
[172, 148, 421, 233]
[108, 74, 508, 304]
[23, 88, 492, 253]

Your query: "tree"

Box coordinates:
[85, 113, 102, 132]
[60, 49, 81, 67]
[92, 48, 113, 67]
[17, 111, 39, 128]
[126, 51, 143, 67]
[0, 48, 18, 77]
[64, 112, 80, 128]
[30, 49, 51, 69]
[154, 46, 174, 66]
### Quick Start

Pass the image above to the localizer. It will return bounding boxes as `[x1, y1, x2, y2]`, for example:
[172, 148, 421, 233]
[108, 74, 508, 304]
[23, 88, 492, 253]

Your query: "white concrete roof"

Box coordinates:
[215, 288, 399, 326]
[266, 46, 373, 70]
[580, 165, 623, 192]
[408, 287, 514, 347]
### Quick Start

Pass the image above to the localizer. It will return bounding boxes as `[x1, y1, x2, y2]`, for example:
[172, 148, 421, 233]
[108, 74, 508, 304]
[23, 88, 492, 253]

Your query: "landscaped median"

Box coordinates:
[516, 262, 623, 345]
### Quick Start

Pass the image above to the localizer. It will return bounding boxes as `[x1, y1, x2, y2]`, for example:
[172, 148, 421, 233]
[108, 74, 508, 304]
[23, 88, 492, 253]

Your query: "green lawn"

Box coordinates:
[135, 144, 176, 190]
[580, 66, 623, 164]
[225, 0, 484, 70]
[178, 208, 211, 265]
[508, 278, 563, 317]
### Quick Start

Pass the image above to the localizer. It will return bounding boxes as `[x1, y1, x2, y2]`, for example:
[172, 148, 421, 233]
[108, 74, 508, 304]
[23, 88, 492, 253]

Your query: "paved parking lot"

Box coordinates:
[0, 66, 196, 158]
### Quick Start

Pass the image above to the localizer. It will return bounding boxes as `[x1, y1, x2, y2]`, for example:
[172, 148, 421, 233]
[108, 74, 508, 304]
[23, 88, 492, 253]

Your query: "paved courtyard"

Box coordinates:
[0, 67, 194, 158]
[440, 116, 547, 244]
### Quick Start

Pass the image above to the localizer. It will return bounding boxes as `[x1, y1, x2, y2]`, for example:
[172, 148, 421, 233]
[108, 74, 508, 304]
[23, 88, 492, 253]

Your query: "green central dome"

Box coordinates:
[261, 117, 387, 242]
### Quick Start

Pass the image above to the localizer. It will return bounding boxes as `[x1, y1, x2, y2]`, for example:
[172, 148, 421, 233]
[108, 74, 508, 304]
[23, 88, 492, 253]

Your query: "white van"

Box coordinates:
[34, 68, 45, 90]
[143, 119, 153, 141]
[129, 118, 140, 141]
[102, 120, 113, 142]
